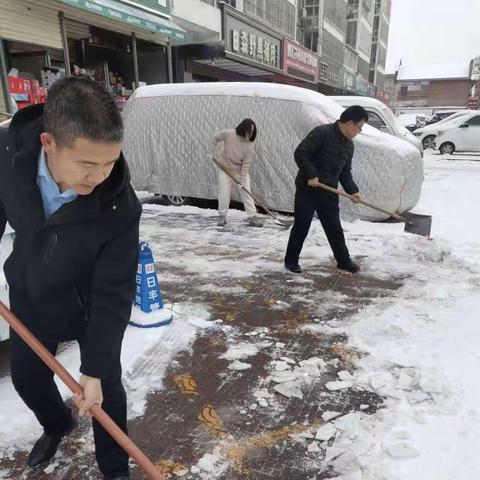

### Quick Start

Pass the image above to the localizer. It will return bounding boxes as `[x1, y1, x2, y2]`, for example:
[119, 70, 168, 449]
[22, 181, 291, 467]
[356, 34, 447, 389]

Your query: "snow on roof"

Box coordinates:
[130, 82, 343, 117]
[397, 63, 470, 81]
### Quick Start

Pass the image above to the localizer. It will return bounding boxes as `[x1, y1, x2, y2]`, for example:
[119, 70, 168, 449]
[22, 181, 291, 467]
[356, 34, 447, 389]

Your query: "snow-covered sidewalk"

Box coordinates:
[0, 151, 478, 480]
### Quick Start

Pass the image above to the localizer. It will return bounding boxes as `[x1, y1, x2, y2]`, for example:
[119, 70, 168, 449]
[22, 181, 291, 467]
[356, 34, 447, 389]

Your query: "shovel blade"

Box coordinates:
[403, 212, 432, 237]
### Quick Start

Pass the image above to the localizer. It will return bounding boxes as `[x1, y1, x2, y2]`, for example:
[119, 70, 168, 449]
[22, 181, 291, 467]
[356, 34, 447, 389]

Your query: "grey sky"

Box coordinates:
[386, 0, 480, 73]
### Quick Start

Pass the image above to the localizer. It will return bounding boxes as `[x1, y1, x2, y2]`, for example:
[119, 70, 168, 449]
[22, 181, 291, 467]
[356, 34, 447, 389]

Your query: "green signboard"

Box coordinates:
[130, 0, 170, 16]
[59, 0, 184, 41]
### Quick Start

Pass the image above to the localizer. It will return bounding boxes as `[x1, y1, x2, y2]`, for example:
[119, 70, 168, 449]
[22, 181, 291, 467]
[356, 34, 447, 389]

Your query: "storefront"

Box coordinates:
[0, 0, 185, 116]
[185, 2, 283, 83]
[317, 58, 345, 95]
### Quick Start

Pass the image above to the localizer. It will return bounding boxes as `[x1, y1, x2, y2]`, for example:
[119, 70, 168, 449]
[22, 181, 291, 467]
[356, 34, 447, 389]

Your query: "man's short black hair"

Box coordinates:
[236, 118, 257, 142]
[43, 76, 123, 146]
[339, 105, 369, 124]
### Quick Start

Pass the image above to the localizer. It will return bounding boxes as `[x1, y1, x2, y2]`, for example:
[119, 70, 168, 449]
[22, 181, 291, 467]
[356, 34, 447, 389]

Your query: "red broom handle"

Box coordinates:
[0, 301, 164, 480]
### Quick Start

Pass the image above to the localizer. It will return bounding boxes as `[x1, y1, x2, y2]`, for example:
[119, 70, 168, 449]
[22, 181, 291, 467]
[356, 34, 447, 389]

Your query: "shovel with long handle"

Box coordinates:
[0, 301, 164, 480]
[313, 181, 432, 237]
[212, 158, 294, 227]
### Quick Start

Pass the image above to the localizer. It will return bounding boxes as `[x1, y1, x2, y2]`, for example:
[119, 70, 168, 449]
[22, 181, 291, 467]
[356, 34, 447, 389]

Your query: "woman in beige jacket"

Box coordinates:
[210, 118, 263, 227]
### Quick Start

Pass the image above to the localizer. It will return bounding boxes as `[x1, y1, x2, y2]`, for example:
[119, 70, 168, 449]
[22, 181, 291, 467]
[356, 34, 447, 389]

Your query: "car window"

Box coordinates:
[367, 111, 388, 131]
[466, 116, 480, 126]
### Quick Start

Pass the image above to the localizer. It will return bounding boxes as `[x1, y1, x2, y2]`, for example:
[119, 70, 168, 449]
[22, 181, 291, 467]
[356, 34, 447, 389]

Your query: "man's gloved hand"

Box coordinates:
[74, 375, 103, 417]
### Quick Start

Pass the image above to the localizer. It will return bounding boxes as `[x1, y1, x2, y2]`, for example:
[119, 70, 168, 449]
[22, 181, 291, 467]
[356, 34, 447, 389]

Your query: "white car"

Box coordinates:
[330, 96, 423, 156]
[412, 110, 477, 150]
[435, 112, 480, 155]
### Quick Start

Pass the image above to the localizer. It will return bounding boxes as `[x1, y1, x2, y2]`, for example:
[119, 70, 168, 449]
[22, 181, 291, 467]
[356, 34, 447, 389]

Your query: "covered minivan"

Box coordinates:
[329, 95, 423, 156]
[123, 82, 423, 221]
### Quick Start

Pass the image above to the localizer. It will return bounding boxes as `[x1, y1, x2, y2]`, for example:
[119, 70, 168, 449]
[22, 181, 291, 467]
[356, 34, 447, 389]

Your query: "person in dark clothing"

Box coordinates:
[284, 106, 369, 274]
[0, 77, 141, 480]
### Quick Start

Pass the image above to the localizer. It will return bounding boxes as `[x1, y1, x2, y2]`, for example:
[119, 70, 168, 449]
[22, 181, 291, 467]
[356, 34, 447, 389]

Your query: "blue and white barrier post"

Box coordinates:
[130, 241, 173, 328]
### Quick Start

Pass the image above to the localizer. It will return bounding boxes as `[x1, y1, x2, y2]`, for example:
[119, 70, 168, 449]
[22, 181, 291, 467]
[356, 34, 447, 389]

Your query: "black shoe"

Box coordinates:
[285, 263, 302, 274]
[27, 414, 77, 467]
[105, 476, 129, 480]
[337, 260, 360, 274]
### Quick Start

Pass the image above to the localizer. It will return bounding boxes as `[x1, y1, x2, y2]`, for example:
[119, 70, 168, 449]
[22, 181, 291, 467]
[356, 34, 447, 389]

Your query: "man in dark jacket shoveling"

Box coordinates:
[284, 106, 368, 274]
[0, 77, 140, 479]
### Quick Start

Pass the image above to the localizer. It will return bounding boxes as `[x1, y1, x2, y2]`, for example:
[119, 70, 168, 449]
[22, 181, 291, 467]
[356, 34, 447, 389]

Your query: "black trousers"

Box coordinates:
[285, 189, 350, 266]
[10, 329, 129, 478]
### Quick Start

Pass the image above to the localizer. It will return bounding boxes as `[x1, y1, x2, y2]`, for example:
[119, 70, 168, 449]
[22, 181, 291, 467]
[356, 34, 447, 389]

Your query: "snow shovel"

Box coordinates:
[212, 158, 294, 227]
[0, 301, 165, 480]
[313, 181, 432, 238]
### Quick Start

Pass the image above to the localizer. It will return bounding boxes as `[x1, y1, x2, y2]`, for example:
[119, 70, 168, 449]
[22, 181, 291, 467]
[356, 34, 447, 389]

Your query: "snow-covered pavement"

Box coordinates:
[0, 150, 478, 480]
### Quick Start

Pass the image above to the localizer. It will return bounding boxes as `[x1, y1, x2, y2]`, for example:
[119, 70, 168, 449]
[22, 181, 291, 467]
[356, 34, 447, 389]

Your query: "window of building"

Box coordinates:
[375, 0, 381, 15]
[370, 43, 377, 67]
[359, 23, 371, 55]
[400, 85, 408, 96]
[372, 16, 379, 41]
[304, 31, 319, 52]
[346, 21, 357, 48]
[347, 0, 359, 19]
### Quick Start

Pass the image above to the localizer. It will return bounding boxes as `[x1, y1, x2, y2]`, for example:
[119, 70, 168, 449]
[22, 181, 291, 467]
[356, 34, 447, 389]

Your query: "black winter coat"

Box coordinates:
[294, 121, 359, 201]
[0, 105, 141, 379]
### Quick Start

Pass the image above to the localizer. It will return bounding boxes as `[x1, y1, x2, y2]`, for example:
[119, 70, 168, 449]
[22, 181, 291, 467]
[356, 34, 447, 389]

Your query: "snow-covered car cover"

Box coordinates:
[123, 82, 423, 221]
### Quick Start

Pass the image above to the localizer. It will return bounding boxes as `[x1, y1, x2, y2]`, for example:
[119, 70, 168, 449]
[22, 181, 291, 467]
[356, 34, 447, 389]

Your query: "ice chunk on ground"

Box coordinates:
[334, 413, 361, 438]
[229, 361, 251, 371]
[274, 381, 303, 399]
[338, 371, 354, 382]
[322, 411, 342, 421]
[326, 380, 353, 391]
[272, 360, 291, 371]
[307, 441, 321, 453]
[315, 423, 337, 441]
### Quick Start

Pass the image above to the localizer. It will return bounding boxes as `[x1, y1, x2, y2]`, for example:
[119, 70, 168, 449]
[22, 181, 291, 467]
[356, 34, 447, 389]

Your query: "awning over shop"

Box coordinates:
[58, 0, 185, 42]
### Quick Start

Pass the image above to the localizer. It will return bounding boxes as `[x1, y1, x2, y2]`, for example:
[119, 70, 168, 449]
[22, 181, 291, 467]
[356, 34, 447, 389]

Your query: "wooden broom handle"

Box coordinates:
[0, 301, 164, 480]
[314, 181, 405, 220]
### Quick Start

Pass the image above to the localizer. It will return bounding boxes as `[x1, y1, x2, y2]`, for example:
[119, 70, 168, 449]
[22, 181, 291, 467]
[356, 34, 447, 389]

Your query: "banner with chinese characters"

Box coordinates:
[135, 241, 164, 313]
[283, 38, 318, 84]
[223, 4, 283, 72]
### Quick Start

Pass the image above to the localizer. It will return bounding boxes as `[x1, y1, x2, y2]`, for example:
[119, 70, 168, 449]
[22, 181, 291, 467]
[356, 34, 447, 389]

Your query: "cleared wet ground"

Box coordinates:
[0, 206, 403, 479]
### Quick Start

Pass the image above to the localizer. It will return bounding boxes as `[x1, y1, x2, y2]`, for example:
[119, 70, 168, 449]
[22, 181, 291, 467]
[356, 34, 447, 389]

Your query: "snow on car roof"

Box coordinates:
[397, 63, 470, 81]
[129, 82, 344, 116]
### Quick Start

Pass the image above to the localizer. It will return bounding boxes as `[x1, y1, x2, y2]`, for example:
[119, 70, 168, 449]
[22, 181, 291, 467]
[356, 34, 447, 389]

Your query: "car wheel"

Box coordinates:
[422, 135, 436, 150]
[164, 195, 189, 206]
[439, 142, 455, 155]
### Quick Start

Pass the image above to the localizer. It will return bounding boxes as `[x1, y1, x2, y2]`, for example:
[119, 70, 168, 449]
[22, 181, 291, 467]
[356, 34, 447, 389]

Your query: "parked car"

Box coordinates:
[434, 112, 480, 154]
[123, 82, 424, 222]
[330, 96, 423, 156]
[412, 110, 476, 149]
[425, 110, 464, 125]
[398, 113, 428, 132]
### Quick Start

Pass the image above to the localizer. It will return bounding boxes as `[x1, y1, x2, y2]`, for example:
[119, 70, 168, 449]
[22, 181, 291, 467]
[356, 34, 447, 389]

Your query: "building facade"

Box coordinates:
[199, 0, 297, 39]
[369, 0, 390, 89]
[0, 0, 185, 119]
[385, 62, 474, 113]
[296, 0, 389, 97]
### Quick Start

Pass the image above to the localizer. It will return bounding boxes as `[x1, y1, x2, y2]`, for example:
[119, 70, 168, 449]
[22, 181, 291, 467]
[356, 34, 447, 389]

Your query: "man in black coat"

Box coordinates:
[0, 77, 141, 479]
[284, 106, 369, 274]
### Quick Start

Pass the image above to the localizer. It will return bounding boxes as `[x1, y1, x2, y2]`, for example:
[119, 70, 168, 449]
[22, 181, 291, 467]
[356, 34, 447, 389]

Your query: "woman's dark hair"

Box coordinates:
[236, 118, 257, 142]
[339, 105, 369, 124]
